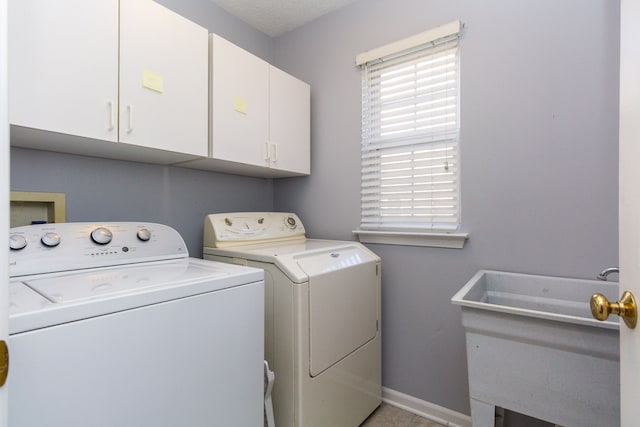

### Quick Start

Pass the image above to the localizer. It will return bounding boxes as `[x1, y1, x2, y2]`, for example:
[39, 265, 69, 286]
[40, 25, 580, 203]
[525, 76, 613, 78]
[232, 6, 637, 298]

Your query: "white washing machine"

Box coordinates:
[8, 221, 264, 427]
[203, 212, 382, 427]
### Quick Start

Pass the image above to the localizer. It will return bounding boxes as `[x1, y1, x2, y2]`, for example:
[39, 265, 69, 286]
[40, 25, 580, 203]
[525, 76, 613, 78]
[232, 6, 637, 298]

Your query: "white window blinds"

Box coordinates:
[358, 21, 461, 232]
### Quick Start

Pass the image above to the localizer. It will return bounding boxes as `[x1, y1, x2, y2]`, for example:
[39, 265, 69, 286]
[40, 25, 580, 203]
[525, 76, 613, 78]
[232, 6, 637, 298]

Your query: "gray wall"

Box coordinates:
[9, 0, 276, 257]
[273, 0, 620, 419]
[10, 148, 273, 257]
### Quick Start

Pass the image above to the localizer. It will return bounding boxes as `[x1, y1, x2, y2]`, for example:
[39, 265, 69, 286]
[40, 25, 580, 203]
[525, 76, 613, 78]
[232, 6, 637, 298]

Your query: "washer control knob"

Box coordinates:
[9, 234, 28, 250]
[41, 232, 61, 247]
[285, 216, 297, 229]
[91, 227, 113, 245]
[137, 228, 151, 241]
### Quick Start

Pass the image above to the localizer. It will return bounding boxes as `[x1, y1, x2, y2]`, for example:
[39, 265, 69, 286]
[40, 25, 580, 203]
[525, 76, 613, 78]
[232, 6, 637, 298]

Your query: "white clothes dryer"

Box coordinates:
[203, 212, 382, 427]
[9, 221, 264, 427]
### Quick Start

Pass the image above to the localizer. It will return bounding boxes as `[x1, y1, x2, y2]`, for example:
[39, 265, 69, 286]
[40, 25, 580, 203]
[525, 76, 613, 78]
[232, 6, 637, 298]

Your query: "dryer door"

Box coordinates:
[296, 248, 378, 377]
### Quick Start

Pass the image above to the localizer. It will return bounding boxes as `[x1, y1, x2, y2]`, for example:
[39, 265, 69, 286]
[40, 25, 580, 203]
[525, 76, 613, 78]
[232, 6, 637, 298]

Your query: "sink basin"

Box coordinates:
[452, 270, 620, 427]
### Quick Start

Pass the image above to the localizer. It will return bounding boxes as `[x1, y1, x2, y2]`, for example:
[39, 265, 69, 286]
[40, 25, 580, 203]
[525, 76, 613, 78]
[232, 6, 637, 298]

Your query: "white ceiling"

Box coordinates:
[209, 0, 358, 37]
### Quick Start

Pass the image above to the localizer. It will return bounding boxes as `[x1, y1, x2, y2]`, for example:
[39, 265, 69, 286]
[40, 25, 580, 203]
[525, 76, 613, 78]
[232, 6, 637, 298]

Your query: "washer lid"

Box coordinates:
[9, 258, 263, 334]
[9, 282, 53, 315]
[28, 261, 209, 303]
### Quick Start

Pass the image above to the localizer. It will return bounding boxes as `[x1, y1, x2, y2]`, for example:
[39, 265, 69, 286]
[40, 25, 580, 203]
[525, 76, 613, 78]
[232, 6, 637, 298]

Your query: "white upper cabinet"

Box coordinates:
[210, 34, 270, 168]
[269, 66, 310, 175]
[9, 0, 119, 143]
[9, 0, 208, 160]
[204, 34, 310, 177]
[9, 2, 308, 177]
[119, 0, 207, 156]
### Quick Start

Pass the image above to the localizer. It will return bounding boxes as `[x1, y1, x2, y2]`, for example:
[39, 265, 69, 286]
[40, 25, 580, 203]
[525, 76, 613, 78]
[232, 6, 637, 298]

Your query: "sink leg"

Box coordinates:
[470, 398, 496, 427]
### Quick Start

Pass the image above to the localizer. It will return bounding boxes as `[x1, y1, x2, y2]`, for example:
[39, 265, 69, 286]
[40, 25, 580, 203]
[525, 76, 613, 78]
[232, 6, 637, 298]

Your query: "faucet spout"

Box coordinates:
[597, 267, 619, 281]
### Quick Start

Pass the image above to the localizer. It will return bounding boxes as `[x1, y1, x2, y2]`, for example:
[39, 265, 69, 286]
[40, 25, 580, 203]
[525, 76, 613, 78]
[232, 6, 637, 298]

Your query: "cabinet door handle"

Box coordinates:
[127, 105, 134, 133]
[271, 143, 278, 163]
[264, 141, 270, 160]
[107, 100, 115, 131]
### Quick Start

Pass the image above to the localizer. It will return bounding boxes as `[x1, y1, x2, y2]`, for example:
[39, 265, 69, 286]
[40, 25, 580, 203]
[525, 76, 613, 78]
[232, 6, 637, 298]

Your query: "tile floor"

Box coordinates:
[360, 402, 446, 427]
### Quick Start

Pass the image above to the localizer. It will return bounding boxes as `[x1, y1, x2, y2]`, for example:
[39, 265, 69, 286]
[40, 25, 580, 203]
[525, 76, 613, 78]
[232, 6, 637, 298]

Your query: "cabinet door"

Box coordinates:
[119, 0, 208, 157]
[269, 66, 310, 175]
[9, 0, 119, 142]
[210, 35, 270, 167]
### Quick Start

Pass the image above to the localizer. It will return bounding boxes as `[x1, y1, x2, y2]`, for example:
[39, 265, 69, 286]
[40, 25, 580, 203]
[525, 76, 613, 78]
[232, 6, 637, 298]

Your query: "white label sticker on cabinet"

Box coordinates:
[234, 96, 248, 114]
[143, 70, 164, 93]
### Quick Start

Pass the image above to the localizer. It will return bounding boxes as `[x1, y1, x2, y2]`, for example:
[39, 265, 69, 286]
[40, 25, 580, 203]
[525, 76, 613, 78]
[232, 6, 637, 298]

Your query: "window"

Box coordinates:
[354, 21, 467, 248]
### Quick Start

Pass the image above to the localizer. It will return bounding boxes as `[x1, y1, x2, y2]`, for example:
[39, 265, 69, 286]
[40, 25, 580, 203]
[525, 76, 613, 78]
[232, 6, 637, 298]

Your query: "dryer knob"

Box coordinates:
[137, 228, 151, 241]
[9, 234, 28, 250]
[41, 232, 61, 247]
[91, 227, 113, 245]
[285, 216, 297, 229]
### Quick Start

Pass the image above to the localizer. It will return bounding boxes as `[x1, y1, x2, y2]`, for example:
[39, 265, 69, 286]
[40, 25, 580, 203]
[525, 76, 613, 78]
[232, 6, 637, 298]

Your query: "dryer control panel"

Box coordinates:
[9, 222, 188, 277]
[204, 212, 306, 248]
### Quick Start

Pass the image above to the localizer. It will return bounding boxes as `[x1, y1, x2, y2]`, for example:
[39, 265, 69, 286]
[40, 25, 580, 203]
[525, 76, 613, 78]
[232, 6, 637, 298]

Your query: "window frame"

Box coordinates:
[354, 21, 468, 248]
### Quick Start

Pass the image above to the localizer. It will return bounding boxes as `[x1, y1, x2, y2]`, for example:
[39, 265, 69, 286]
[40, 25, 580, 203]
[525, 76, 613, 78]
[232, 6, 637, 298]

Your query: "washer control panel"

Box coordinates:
[9, 222, 188, 277]
[204, 212, 306, 248]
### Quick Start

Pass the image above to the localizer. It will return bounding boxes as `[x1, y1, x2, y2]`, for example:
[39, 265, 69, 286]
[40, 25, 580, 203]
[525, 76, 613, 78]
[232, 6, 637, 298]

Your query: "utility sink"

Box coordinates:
[452, 270, 620, 427]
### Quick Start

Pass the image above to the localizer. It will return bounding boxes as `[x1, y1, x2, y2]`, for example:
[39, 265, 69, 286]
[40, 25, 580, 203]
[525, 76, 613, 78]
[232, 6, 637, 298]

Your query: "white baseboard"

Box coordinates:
[382, 387, 472, 427]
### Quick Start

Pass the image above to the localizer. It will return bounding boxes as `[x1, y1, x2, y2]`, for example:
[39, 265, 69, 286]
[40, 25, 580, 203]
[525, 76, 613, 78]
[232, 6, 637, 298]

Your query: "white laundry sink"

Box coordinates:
[451, 270, 620, 427]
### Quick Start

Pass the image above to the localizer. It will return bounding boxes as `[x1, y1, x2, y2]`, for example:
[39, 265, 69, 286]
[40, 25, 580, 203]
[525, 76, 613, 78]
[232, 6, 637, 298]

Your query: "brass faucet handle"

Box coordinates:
[590, 291, 637, 329]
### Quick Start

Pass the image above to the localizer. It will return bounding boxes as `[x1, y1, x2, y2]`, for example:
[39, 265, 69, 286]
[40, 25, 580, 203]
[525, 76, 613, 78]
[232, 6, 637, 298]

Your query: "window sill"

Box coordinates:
[353, 230, 469, 249]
